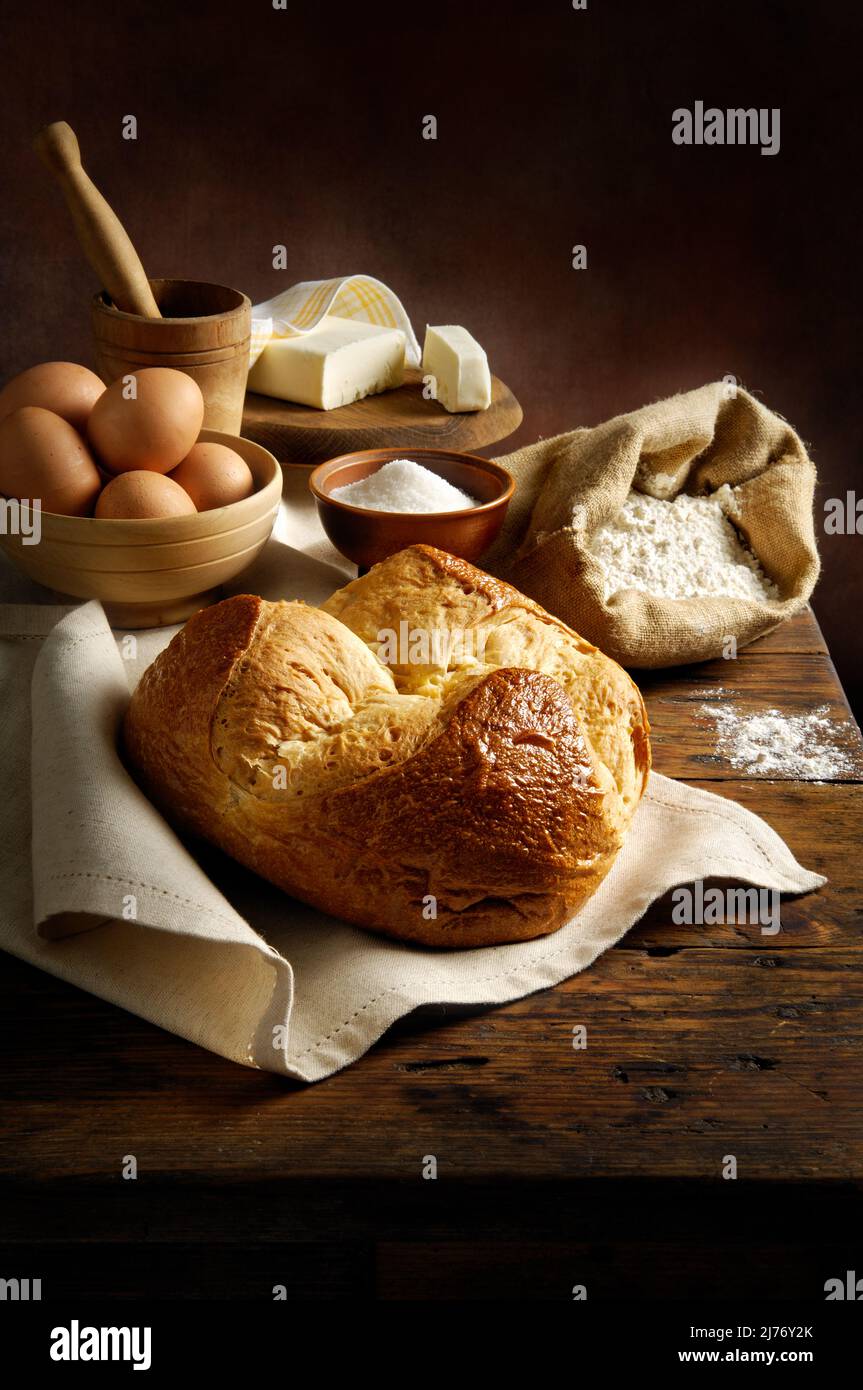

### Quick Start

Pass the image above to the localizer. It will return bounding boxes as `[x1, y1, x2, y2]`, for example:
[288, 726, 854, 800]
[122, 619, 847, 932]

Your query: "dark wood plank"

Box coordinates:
[2, 888, 860, 1185]
[643, 653, 863, 781]
[630, 780, 859, 947]
[2, 1183, 859, 1301]
[0, 1241, 371, 1300]
[241, 369, 522, 466]
[0, 1176, 857, 1251]
[745, 606, 828, 655]
[11, 1218, 858, 1301]
[0, 941, 860, 1180]
[374, 1234, 859, 1301]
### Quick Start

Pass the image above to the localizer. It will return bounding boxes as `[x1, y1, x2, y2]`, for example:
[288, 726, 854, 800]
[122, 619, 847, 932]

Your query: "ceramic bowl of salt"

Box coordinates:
[309, 447, 514, 570]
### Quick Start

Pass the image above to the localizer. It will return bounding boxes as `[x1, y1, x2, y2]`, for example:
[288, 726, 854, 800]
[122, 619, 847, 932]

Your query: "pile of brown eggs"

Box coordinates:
[0, 362, 255, 519]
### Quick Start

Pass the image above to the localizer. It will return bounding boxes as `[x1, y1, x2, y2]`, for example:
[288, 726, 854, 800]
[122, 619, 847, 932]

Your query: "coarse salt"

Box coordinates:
[590, 485, 778, 602]
[697, 702, 857, 779]
[330, 458, 477, 513]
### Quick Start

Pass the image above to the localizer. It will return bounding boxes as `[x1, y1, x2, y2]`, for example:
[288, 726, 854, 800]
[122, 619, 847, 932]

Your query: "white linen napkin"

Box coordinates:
[250, 274, 421, 368]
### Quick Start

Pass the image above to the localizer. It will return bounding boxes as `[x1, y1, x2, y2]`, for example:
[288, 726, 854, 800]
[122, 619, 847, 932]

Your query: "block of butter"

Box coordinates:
[422, 325, 492, 413]
[247, 315, 406, 410]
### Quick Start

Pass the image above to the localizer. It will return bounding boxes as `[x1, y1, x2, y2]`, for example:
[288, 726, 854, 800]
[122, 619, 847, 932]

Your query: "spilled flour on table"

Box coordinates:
[696, 701, 857, 779]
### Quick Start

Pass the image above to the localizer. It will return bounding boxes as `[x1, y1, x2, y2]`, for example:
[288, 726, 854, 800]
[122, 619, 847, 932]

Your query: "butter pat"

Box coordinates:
[422, 324, 492, 412]
[247, 315, 405, 410]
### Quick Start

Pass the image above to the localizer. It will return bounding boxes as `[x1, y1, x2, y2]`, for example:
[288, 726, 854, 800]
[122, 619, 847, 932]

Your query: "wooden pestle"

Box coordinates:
[33, 121, 161, 319]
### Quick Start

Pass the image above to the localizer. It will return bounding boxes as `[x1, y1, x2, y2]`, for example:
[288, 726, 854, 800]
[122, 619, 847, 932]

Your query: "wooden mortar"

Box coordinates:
[92, 279, 251, 434]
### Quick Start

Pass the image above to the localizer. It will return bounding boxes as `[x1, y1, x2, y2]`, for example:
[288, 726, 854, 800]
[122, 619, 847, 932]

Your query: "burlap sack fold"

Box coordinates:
[485, 383, 820, 668]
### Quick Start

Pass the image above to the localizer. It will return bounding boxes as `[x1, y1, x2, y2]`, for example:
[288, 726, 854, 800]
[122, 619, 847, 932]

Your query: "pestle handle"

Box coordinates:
[34, 121, 161, 318]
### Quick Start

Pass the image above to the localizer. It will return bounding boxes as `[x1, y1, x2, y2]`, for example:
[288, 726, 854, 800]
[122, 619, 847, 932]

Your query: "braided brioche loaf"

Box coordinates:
[123, 545, 650, 947]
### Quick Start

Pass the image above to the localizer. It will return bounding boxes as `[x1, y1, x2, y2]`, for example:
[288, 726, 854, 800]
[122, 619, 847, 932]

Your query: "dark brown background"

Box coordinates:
[1, 0, 859, 707]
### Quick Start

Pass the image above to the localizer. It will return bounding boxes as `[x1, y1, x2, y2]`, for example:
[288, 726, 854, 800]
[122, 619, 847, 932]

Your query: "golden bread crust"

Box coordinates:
[123, 545, 650, 947]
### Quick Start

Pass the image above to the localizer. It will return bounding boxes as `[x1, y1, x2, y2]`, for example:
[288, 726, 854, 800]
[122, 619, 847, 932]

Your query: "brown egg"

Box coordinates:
[0, 407, 102, 516]
[171, 442, 255, 511]
[87, 367, 204, 475]
[95, 471, 198, 520]
[0, 362, 105, 432]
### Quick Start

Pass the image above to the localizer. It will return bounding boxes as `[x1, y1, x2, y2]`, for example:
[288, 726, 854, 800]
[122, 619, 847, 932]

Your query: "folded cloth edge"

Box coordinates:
[23, 601, 297, 1073]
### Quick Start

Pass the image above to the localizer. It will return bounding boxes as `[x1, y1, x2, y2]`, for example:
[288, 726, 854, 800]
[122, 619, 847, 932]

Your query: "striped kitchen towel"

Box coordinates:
[250, 275, 421, 367]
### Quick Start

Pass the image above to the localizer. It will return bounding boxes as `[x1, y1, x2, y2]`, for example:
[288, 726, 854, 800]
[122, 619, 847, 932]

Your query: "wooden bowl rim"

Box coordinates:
[309, 447, 515, 520]
[32, 430, 281, 536]
[93, 280, 251, 326]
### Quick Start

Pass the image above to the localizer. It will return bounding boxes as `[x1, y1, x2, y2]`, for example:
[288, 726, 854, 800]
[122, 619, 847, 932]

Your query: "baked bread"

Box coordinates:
[123, 545, 650, 947]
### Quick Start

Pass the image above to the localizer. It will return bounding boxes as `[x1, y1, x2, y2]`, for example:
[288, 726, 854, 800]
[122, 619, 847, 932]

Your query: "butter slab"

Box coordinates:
[422, 324, 492, 413]
[248, 315, 406, 410]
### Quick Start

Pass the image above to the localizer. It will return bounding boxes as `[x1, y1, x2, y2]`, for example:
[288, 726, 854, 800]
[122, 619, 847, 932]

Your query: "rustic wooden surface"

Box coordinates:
[1, 605, 862, 1300]
[242, 368, 523, 465]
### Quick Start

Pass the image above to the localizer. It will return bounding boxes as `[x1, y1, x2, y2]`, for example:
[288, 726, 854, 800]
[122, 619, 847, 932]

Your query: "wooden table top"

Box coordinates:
[2, 606, 862, 1299]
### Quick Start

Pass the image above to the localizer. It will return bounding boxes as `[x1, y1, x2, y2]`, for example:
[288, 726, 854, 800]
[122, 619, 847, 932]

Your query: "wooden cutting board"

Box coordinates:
[241, 367, 522, 465]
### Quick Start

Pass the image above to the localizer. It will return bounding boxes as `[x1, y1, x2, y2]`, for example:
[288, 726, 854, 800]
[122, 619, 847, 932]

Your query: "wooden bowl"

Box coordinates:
[0, 431, 282, 628]
[309, 447, 515, 569]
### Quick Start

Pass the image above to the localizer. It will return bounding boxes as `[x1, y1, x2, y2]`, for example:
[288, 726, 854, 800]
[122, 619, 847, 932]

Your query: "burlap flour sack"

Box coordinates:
[484, 382, 820, 668]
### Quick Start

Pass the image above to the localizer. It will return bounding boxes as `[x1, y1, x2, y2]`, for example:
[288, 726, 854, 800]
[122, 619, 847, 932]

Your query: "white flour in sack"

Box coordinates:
[591, 485, 778, 603]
